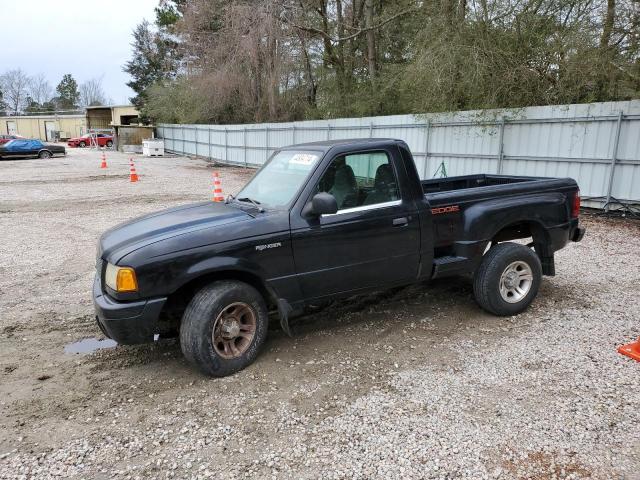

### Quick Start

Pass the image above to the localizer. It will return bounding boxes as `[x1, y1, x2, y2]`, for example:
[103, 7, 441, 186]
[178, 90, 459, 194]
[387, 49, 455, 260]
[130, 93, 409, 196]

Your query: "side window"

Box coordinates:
[316, 151, 400, 210]
[30, 140, 43, 149]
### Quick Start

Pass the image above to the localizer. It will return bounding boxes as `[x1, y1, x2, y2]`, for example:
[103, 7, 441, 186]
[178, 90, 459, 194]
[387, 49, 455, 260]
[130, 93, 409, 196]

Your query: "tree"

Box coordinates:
[128, 0, 640, 124]
[28, 73, 53, 107]
[79, 76, 107, 106]
[55, 74, 79, 110]
[0, 69, 30, 114]
[123, 4, 183, 115]
[0, 87, 6, 115]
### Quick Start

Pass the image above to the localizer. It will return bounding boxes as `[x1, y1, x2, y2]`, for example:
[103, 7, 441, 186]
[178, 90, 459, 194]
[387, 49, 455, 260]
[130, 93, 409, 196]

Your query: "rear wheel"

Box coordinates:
[106, 140, 113, 148]
[473, 242, 542, 316]
[79, 141, 86, 148]
[38, 150, 52, 159]
[180, 281, 268, 377]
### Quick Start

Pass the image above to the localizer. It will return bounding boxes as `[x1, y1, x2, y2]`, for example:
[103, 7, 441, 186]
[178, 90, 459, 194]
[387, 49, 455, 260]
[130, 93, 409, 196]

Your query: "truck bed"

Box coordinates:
[422, 174, 577, 208]
[422, 174, 534, 194]
[421, 173, 580, 270]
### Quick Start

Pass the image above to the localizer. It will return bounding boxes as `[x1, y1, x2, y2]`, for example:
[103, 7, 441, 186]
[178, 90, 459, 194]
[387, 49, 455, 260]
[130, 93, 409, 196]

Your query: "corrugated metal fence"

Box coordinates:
[157, 100, 640, 209]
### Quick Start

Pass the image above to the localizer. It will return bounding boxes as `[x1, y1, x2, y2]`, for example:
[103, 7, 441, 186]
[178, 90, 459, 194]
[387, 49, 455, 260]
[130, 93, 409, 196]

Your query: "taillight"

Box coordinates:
[571, 191, 580, 218]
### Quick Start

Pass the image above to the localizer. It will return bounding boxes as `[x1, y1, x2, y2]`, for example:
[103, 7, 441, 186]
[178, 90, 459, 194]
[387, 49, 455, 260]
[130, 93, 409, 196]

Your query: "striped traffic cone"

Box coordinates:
[212, 172, 224, 202]
[129, 161, 139, 183]
[100, 152, 107, 169]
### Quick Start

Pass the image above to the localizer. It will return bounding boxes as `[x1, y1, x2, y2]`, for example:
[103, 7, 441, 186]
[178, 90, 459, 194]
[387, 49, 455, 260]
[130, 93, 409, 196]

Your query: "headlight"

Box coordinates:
[105, 263, 138, 292]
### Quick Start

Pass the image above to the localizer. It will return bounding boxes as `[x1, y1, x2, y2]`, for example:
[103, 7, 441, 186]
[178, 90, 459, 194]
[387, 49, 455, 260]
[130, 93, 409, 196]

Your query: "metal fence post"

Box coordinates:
[292, 125, 297, 144]
[265, 126, 270, 163]
[327, 124, 331, 140]
[369, 122, 373, 138]
[423, 120, 430, 179]
[208, 127, 212, 160]
[605, 111, 624, 211]
[496, 117, 506, 174]
[182, 125, 186, 155]
[224, 127, 228, 164]
[243, 127, 247, 168]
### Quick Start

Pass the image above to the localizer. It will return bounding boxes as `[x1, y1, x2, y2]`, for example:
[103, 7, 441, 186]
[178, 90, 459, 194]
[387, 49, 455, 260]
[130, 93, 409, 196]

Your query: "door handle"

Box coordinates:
[393, 217, 408, 226]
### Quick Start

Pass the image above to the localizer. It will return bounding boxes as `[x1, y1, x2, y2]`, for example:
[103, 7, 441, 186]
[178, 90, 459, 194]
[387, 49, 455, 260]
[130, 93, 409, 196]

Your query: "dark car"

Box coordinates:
[94, 138, 585, 377]
[0, 139, 66, 160]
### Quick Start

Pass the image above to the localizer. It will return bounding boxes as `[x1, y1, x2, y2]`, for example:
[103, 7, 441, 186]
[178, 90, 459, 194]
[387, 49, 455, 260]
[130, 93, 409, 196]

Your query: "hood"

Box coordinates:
[100, 201, 251, 263]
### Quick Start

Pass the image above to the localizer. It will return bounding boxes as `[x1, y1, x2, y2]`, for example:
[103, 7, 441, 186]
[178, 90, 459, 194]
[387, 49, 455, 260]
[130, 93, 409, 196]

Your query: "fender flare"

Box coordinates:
[461, 192, 567, 243]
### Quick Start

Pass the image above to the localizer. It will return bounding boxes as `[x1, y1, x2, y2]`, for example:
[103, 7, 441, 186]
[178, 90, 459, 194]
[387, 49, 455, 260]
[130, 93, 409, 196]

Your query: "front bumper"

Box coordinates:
[93, 274, 167, 345]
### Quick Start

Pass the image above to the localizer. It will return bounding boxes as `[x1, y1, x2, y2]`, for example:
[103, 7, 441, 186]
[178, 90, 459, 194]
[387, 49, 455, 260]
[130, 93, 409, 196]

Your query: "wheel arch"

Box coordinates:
[488, 219, 555, 275]
[158, 268, 276, 332]
[490, 218, 550, 246]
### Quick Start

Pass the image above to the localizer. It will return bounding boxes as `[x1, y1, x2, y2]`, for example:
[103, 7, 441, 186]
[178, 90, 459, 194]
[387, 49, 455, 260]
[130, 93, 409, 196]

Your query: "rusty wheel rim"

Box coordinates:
[212, 302, 257, 359]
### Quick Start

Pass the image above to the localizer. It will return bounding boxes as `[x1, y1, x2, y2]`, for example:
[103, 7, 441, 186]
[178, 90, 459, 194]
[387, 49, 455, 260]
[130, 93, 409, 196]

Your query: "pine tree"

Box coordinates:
[55, 74, 79, 110]
[124, 13, 182, 114]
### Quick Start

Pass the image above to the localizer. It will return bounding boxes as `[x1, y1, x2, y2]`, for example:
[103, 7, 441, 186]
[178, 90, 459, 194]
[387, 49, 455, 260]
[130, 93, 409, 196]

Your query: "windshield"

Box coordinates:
[4, 140, 15, 147]
[236, 150, 322, 208]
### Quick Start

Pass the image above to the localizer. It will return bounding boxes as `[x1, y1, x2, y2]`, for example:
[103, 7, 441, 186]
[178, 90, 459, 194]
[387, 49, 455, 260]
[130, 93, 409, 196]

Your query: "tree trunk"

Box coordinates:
[365, 0, 377, 81]
[297, 31, 317, 108]
[597, 0, 616, 99]
[600, 0, 615, 50]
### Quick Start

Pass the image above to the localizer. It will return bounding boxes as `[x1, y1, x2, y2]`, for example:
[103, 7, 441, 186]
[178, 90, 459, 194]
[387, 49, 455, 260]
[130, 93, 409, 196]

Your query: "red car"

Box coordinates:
[67, 133, 114, 148]
[0, 134, 25, 145]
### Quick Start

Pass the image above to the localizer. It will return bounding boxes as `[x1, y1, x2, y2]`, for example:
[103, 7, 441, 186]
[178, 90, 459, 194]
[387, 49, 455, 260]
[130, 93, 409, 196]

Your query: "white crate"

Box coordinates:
[142, 139, 164, 156]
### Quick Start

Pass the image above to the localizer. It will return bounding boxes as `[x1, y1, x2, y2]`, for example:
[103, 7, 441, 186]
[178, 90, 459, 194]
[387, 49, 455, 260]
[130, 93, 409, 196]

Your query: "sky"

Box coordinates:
[1, 0, 159, 105]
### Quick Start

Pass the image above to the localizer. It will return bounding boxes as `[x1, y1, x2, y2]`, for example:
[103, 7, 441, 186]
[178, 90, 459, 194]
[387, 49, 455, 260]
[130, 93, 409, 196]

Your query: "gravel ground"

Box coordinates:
[0, 146, 639, 479]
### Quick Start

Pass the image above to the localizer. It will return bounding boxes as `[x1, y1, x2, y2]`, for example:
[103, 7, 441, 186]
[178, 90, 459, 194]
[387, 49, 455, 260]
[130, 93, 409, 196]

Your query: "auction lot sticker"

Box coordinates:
[289, 153, 318, 166]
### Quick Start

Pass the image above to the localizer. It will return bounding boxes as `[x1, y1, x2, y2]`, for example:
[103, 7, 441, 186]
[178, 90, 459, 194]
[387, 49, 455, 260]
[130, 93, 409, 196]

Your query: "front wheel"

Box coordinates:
[180, 281, 268, 377]
[79, 141, 86, 148]
[106, 140, 113, 148]
[473, 242, 542, 316]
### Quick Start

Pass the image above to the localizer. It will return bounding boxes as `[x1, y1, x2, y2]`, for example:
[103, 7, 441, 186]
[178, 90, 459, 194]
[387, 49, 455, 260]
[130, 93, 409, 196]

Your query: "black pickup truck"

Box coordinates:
[94, 139, 584, 376]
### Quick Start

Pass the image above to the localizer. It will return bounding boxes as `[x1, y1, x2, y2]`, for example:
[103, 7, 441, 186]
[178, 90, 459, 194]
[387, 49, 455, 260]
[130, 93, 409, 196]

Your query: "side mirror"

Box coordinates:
[310, 192, 338, 216]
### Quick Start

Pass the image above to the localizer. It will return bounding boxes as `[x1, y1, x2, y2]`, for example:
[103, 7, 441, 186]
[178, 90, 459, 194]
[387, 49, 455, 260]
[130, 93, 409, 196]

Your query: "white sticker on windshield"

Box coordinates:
[289, 153, 317, 166]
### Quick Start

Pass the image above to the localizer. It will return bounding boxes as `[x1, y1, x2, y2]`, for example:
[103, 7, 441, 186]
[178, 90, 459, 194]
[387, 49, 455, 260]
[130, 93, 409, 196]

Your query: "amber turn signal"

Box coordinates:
[116, 267, 138, 292]
[105, 263, 138, 292]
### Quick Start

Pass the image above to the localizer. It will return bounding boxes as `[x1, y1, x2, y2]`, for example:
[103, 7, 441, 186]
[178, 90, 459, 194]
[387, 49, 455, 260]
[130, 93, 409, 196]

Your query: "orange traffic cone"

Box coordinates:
[129, 162, 139, 183]
[618, 337, 640, 362]
[100, 152, 107, 169]
[212, 172, 224, 202]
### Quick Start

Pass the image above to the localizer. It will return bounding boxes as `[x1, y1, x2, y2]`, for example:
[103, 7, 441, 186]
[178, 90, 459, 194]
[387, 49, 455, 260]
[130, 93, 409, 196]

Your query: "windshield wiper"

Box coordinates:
[237, 197, 265, 213]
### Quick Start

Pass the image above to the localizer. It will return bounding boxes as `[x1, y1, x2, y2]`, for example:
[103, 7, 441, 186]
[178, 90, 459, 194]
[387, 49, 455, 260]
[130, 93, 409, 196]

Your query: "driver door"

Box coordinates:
[291, 148, 420, 300]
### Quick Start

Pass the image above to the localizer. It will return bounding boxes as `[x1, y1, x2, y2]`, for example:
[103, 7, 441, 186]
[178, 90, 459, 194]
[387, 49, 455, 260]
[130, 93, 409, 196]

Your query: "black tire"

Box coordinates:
[38, 150, 52, 159]
[473, 242, 542, 316]
[179, 280, 268, 377]
[106, 140, 113, 148]
[79, 141, 86, 148]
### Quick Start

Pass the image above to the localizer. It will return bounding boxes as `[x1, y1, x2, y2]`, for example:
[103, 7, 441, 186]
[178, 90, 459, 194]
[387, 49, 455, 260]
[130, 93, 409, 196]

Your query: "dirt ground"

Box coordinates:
[0, 146, 639, 479]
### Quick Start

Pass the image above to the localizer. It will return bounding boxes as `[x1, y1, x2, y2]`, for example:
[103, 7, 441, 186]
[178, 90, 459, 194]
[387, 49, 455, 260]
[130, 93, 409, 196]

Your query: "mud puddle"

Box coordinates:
[64, 337, 117, 354]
